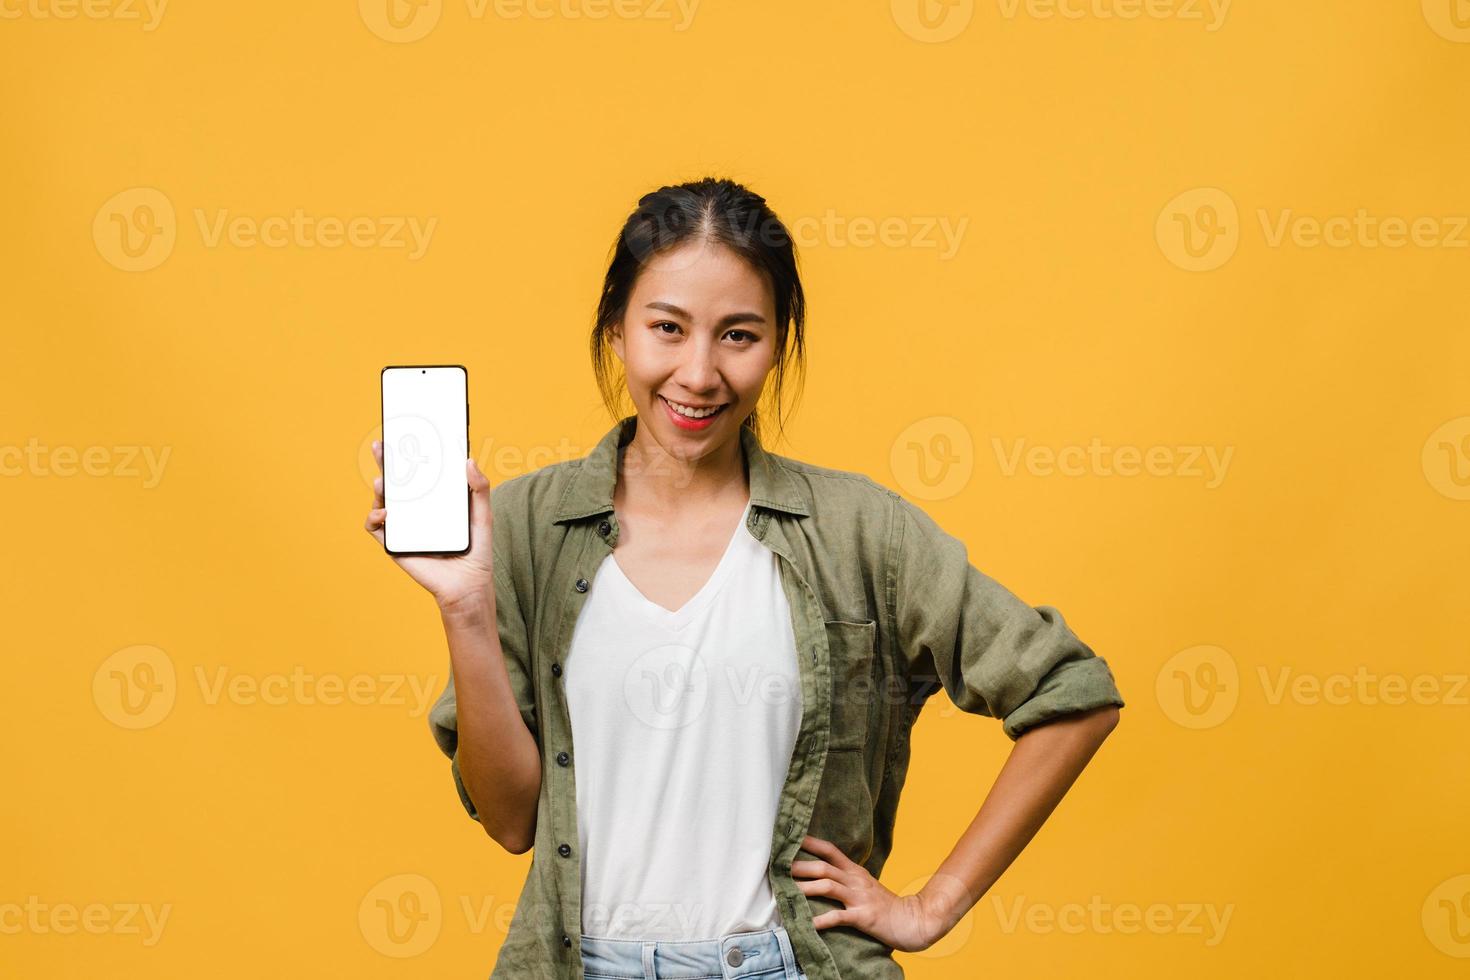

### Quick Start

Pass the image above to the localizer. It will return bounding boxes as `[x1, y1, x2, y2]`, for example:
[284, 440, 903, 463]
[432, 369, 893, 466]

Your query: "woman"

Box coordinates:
[364, 177, 1125, 980]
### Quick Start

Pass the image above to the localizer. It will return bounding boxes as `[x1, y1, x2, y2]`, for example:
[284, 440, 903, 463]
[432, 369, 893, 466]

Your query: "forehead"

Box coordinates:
[631, 239, 774, 311]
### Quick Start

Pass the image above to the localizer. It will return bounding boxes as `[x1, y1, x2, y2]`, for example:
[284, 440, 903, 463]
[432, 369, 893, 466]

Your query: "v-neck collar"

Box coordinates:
[604, 500, 752, 631]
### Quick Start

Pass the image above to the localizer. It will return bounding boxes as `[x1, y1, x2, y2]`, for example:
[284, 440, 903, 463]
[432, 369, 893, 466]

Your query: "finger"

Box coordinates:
[810, 908, 850, 932]
[794, 876, 847, 904]
[373, 474, 384, 509]
[364, 507, 385, 532]
[801, 836, 854, 870]
[372, 438, 383, 472]
[790, 859, 839, 880]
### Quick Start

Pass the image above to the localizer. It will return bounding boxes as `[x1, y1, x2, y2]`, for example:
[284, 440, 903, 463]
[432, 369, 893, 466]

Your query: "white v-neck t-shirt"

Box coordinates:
[563, 499, 805, 940]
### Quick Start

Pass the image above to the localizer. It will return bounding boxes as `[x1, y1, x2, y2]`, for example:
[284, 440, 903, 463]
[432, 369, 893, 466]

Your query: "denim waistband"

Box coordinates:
[578, 922, 803, 980]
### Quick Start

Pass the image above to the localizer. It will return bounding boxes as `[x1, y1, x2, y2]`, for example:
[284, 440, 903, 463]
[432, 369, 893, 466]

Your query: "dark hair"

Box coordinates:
[590, 176, 807, 446]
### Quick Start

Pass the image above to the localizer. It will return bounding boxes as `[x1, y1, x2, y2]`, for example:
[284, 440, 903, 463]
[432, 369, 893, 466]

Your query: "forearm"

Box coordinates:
[439, 589, 542, 852]
[919, 704, 1121, 937]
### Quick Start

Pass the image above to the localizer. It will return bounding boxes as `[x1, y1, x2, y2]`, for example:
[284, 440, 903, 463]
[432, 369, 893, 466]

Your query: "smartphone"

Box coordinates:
[380, 364, 471, 556]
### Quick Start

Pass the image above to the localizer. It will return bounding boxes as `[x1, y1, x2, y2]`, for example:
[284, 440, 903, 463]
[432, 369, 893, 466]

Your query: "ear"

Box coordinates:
[608, 321, 625, 363]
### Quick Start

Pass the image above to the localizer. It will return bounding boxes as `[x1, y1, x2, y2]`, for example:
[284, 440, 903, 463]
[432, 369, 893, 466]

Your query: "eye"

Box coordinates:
[726, 329, 756, 343]
[653, 321, 681, 335]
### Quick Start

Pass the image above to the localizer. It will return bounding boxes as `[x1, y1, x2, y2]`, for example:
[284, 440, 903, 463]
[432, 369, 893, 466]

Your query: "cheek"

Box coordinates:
[733, 352, 776, 398]
[619, 342, 669, 397]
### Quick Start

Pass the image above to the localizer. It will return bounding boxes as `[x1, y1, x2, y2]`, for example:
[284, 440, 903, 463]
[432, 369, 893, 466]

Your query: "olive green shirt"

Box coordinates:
[428, 414, 1125, 979]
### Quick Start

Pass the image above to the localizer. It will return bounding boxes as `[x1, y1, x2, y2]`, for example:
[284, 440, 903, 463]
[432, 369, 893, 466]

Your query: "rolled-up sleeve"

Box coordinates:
[426, 487, 539, 821]
[892, 495, 1124, 740]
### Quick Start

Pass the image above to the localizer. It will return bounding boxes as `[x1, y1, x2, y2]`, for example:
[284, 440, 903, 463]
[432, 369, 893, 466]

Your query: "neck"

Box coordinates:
[615, 414, 749, 516]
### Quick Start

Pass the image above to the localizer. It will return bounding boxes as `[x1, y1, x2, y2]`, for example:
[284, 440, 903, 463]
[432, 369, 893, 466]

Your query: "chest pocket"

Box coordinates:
[823, 618, 877, 751]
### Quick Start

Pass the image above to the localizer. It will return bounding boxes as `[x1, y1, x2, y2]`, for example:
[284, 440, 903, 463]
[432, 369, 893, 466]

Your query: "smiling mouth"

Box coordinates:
[659, 395, 729, 420]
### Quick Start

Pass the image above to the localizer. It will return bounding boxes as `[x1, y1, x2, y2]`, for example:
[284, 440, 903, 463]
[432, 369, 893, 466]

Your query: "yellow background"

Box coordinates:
[4, 0, 1469, 976]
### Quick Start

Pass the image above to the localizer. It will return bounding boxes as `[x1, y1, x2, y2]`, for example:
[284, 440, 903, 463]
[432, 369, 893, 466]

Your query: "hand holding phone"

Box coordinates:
[364, 365, 496, 610]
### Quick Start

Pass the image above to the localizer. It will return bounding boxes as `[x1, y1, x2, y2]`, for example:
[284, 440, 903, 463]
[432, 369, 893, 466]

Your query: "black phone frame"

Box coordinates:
[379, 363, 472, 557]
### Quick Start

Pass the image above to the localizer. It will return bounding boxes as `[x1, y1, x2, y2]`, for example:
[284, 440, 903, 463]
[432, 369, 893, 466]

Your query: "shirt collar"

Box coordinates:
[552, 413, 812, 523]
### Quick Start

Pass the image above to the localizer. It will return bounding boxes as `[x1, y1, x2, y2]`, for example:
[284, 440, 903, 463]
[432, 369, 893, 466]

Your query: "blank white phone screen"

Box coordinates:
[381, 366, 469, 554]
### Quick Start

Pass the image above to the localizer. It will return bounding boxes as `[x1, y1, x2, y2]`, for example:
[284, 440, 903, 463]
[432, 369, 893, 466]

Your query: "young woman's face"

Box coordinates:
[610, 238, 778, 456]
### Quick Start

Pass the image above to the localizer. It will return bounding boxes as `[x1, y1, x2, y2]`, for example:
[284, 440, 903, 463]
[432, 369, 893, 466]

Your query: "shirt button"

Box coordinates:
[597, 520, 611, 536]
[562, 934, 572, 948]
[551, 662, 562, 677]
[726, 947, 744, 967]
[558, 843, 572, 857]
[556, 751, 570, 766]
[574, 577, 589, 593]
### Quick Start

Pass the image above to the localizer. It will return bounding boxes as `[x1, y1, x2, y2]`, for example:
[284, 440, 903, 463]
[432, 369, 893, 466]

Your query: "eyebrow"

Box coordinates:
[644, 302, 767, 328]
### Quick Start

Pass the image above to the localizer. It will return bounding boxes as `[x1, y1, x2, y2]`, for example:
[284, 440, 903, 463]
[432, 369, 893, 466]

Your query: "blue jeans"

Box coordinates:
[579, 923, 808, 980]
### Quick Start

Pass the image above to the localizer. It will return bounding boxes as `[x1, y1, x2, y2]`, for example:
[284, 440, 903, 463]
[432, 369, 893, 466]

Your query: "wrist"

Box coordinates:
[917, 873, 981, 940]
[437, 586, 495, 624]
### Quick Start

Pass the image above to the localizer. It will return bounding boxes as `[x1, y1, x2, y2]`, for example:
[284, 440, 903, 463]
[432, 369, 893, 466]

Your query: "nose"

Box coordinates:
[671, 334, 720, 394]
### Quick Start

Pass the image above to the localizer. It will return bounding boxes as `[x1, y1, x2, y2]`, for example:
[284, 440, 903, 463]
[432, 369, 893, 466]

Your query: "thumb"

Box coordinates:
[467, 457, 492, 528]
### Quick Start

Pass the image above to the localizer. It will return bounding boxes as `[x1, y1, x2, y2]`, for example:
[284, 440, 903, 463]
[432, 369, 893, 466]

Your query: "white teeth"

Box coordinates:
[665, 398, 724, 419]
